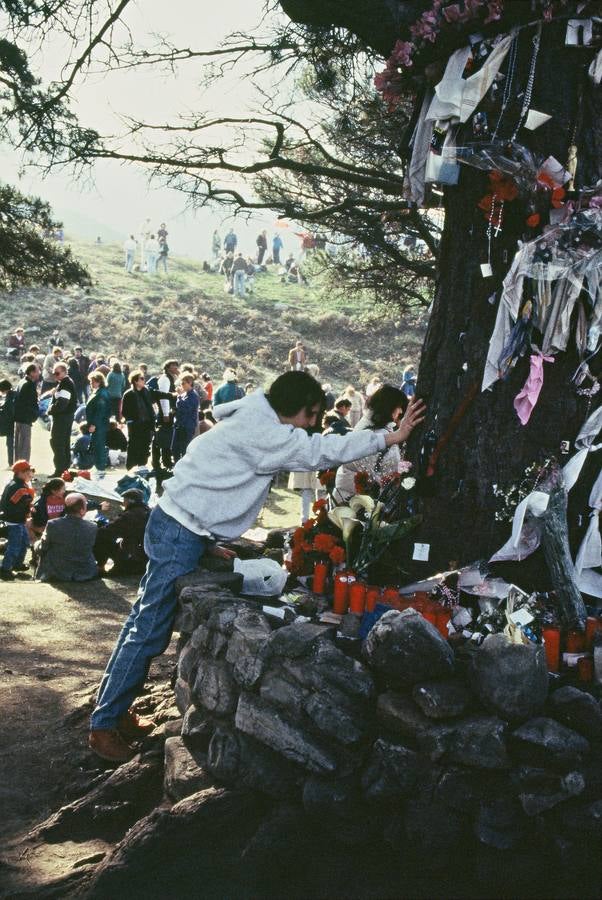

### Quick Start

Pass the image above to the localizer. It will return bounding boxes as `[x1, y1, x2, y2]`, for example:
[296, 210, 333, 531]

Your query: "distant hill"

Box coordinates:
[1, 239, 426, 391]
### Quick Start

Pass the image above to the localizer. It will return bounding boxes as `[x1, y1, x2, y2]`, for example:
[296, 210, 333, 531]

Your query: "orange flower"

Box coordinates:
[329, 546, 346, 565]
[312, 497, 328, 513]
[526, 213, 540, 228]
[303, 518, 316, 532]
[313, 533, 337, 553]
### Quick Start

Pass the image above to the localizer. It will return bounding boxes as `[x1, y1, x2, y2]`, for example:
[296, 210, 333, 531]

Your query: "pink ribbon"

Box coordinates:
[514, 352, 554, 426]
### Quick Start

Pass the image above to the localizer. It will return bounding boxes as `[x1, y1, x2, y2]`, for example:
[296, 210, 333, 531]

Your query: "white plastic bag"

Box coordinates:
[233, 558, 288, 597]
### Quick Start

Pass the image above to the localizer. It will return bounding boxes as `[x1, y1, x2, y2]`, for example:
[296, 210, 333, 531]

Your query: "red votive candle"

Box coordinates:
[349, 582, 367, 615]
[566, 630, 585, 653]
[436, 609, 452, 639]
[423, 603, 438, 626]
[542, 626, 561, 673]
[585, 617, 598, 652]
[365, 586, 381, 613]
[578, 656, 594, 682]
[332, 572, 350, 615]
[382, 586, 399, 605]
[313, 562, 328, 594]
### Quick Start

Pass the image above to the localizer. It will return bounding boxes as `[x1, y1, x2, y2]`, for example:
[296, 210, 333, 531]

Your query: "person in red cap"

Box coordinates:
[1, 460, 34, 580]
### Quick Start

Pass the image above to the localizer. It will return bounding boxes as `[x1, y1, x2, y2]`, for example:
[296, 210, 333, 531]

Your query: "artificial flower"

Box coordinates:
[526, 213, 541, 228]
[313, 532, 337, 554]
[401, 477, 417, 490]
[303, 518, 316, 532]
[312, 497, 328, 513]
[398, 460, 413, 474]
[329, 546, 346, 565]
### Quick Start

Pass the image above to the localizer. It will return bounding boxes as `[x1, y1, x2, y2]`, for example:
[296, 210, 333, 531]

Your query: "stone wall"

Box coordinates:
[169, 575, 602, 869]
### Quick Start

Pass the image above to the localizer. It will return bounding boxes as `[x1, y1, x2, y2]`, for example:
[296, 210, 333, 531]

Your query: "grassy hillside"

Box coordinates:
[1, 238, 427, 391]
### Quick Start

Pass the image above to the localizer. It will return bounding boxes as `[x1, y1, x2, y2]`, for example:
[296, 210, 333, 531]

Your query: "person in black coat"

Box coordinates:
[122, 370, 155, 468]
[0, 378, 16, 466]
[94, 489, 150, 575]
[47, 363, 77, 476]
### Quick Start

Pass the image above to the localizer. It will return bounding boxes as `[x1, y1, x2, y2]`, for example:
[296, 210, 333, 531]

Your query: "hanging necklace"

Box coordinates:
[511, 22, 542, 141]
[492, 31, 519, 141]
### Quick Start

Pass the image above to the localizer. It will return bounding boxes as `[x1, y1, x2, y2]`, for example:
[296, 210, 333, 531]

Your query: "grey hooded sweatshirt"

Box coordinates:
[158, 390, 386, 540]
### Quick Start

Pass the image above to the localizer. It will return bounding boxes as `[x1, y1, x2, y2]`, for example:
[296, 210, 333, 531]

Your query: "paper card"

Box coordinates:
[509, 608, 534, 627]
[565, 19, 593, 46]
[524, 109, 552, 130]
[412, 542, 430, 561]
[480, 263, 493, 278]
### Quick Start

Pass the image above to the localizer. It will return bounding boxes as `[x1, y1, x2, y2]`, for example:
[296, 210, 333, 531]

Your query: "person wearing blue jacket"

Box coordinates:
[171, 374, 200, 462]
[213, 369, 244, 406]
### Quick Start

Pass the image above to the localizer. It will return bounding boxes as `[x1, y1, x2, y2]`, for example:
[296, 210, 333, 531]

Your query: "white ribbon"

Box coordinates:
[491, 405, 602, 564]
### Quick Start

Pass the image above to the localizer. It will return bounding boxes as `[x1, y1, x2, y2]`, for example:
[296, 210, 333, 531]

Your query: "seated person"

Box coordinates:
[107, 418, 128, 466]
[94, 489, 150, 576]
[35, 493, 98, 582]
[29, 477, 66, 543]
[72, 423, 94, 468]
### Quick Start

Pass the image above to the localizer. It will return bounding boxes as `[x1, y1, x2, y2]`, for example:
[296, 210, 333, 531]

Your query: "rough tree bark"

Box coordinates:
[280, 1, 602, 580]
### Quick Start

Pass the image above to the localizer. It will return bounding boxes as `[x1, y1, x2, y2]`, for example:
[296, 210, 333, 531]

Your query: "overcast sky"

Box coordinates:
[1, 0, 294, 257]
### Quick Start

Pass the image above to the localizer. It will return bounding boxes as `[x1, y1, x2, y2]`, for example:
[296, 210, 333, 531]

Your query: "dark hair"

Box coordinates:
[163, 359, 179, 372]
[366, 383, 407, 429]
[267, 371, 325, 418]
[25, 363, 38, 377]
[335, 397, 352, 410]
[323, 413, 339, 428]
[43, 477, 65, 496]
[0, 378, 12, 391]
[112, 361, 122, 374]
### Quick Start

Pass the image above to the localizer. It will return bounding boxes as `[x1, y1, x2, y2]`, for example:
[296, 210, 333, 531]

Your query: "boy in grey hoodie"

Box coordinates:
[89, 371, 425, 761]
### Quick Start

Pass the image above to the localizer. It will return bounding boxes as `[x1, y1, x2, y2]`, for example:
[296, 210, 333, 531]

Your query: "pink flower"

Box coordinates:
[398, 460, 413, 474]
[391, 39, 415, 68]
[442, 4, 464, 23]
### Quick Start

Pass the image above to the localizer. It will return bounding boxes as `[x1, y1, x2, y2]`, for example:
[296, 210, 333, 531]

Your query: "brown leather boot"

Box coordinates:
[117, 709, 156, 742]
[88, 728, 136, 763]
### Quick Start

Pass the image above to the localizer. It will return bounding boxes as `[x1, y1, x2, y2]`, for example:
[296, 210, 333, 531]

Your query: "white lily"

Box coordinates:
[401, 477, 416, 490]
[328, 506, 360, 563]
[349, 494, 376, 517]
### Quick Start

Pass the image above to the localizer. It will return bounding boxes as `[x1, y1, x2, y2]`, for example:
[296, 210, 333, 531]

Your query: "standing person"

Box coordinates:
[48, 363, 77, 477]
[256, 229, 268, 265]
[172, 374, 200, 462]
[157, 222, 168, 243]
[107, 362, 126, 419]
[213, 369, 244, 406]
[272, 233, 283, 265]
[0, 460, 34, 581]
[220, 252, 234, 293]
[87, 372, 425, 761]
[139, 217, 152, 270]
[365, 375, 383, 399]
[152, 359, 179, 480]
[8, 327, 25, 359]
[223, 228, 237, 254]
[200, 372, 213, 406]
[86, 372, 111, 475]
[157, 239, 169, 274]
[13, 364, 39, 462]
[122, 370, 155, 469]
[41, 346, 62, 393]
[211, 229, 221, 260]
[71, 347, 90, 403]
[343, 385, 364, 428]
[145, 234, 160, 275]
[231, 252, 247, 299]
[0, 378, 16, 466]
[123, 234, 137, 273]
[288, 340, 307, 371]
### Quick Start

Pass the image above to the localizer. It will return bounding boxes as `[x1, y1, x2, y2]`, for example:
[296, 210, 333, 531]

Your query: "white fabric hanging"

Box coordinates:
[574, 467, 602, 598]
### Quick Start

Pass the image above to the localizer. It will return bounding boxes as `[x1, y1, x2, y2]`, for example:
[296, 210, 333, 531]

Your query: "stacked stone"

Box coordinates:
[168, 581, 602, 866]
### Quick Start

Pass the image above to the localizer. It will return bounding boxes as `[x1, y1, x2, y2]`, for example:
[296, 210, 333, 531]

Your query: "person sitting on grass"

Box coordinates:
[87, 371, 425, 762]
[35, 493, 98, 583]
[94, 489, 150, 577]
[0, 459, 34, 581]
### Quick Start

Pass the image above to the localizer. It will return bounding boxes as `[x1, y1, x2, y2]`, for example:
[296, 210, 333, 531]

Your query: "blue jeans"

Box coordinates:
[233, 269, 246, 298]
[2, 523, 29, 571]
[90, 505, 207, 730]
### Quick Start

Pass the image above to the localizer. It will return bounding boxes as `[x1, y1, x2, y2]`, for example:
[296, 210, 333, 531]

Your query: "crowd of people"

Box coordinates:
[0, 325, 418, 583]
[122, 219, 169, 275]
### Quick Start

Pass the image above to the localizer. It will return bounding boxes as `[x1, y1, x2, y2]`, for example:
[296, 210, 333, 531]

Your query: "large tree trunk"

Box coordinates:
[416, 21, 602, 573]
[279, 2, 602, 579]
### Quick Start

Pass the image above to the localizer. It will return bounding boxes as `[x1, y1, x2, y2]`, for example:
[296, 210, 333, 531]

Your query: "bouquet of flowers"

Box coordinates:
[286, 498, 346, 576]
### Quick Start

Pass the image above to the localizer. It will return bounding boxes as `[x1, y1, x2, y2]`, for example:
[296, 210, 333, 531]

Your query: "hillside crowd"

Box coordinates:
[0, 325, 417, 585]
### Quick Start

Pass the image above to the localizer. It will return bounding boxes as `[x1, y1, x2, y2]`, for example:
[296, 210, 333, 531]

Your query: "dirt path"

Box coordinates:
[0, 423, 299, 895]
